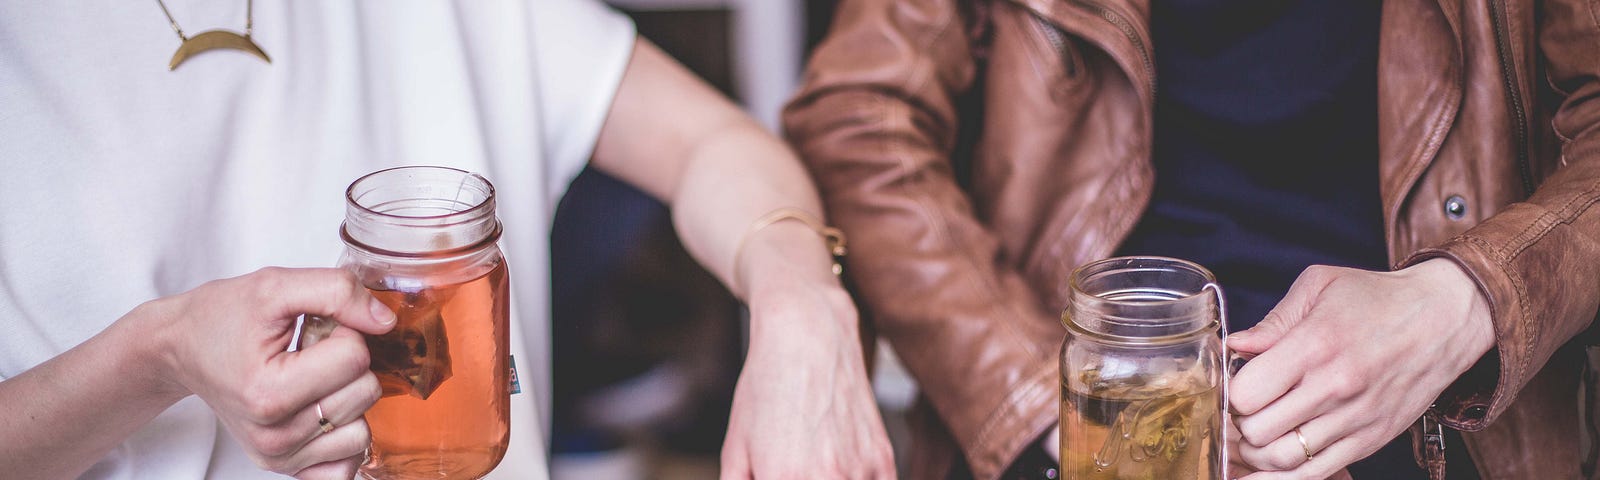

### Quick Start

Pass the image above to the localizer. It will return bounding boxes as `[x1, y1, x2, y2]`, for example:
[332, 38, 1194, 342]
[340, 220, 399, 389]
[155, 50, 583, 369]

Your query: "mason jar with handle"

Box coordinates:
[1059, 256, 1225, 480]
[304, 165, 512, 480]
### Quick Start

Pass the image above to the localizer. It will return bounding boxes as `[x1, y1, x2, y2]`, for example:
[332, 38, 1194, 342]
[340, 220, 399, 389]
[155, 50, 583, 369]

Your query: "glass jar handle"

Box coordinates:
[288, 315, 337, 352]
[1205, 282, 1243, 479]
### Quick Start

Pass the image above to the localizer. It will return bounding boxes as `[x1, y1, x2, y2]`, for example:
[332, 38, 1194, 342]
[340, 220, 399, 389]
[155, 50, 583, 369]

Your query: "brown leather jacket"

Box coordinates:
[785, 0, 1600, 478]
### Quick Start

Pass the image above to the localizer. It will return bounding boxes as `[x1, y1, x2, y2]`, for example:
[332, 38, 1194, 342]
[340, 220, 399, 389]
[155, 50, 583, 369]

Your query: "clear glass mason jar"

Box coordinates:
[340, 166, 511, 480]
[1058, 256, 1224, 480]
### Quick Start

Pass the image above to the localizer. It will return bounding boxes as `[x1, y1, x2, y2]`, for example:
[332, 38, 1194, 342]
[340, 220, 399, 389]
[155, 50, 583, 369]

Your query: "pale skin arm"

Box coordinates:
[589, 38, 896, 479]
[0, 268, 396, 480]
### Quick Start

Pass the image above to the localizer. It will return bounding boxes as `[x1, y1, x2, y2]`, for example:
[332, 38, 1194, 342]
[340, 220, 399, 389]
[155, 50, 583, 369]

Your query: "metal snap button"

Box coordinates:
[1444, 195, 1468, 220]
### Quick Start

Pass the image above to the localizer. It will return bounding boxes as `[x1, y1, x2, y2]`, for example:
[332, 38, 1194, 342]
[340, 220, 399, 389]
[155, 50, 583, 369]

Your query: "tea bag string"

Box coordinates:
[1206, 281, 1235, 478]
[451, 174, 473, 212]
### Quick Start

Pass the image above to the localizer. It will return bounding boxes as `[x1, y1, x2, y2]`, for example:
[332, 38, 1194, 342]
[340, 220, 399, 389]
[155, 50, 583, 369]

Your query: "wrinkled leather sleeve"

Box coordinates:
[1404, 0, 1600, 430]
[782, 0, 1061, 478]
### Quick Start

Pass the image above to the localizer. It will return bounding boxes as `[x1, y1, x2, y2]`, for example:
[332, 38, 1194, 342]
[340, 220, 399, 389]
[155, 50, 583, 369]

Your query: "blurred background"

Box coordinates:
[549, 1, 919, 478]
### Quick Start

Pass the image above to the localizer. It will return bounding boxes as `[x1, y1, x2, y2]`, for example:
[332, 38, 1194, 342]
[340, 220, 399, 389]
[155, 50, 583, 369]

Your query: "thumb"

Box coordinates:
[1227, 266, 1337, 354]
[253, 267, 398, 336]
[1226, 311, 1291, 355]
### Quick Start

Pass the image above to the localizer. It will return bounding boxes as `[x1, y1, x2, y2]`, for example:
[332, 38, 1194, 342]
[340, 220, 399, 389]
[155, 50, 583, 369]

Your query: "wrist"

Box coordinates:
[736, 220, 844, 299]
[1416, 258, 1496, 364]
[116, 297, 191, 403]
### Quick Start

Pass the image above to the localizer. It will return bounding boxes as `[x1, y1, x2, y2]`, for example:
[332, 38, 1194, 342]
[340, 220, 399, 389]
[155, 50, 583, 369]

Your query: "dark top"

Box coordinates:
[1111, 0, 1456, 477]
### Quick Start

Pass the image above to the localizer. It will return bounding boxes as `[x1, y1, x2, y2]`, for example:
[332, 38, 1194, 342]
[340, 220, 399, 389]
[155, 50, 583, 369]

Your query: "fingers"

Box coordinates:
[1229, 268, 1346, 416]
[251, 327, 374, 424]
[1235, 408, 1376, 476]
[1227, 266, 1337, 354]
[269, 418, 371, 477]
[245, 267, 396, 335]
[1237, 419, 1320, 472]
[1224, 416, 1257, 479]
[1238, 434, 1367, 480]
[276, 372, 382, 448]
[230, 372, 380, 466]
[293, 454, 363, 480]
[1235, 384, 1336, 449]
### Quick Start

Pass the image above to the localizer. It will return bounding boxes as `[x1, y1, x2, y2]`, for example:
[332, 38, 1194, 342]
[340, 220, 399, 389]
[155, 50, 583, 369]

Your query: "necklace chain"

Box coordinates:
[153, 0, 254, 41]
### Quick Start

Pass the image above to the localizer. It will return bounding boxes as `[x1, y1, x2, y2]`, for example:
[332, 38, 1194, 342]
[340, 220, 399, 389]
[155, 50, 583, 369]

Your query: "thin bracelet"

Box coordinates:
[730, 207, 848, 296]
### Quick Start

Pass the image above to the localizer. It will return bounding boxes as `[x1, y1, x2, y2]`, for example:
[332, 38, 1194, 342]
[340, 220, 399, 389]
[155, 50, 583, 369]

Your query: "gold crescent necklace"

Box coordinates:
[154, 0, 271, 70]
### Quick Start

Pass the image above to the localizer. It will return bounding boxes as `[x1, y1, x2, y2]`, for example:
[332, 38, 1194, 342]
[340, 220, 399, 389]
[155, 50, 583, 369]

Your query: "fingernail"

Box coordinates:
[1227, 330, 1252, 342]
[370, 298, 396, 325]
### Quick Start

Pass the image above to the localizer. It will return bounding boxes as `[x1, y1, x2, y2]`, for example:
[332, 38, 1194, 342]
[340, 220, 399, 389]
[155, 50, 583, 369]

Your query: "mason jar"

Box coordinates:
[1059, 256, 1224, 480]
[339, 166, 511, 480]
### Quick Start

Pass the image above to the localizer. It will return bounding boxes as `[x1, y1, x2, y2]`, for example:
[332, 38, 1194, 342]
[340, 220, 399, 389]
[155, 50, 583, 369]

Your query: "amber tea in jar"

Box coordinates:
[337, 166, 511, 480]
[1059, 257, 1224, 480]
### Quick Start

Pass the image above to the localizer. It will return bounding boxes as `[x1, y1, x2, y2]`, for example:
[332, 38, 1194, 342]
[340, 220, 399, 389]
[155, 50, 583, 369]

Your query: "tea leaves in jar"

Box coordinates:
[1062, 363, 1220, 480]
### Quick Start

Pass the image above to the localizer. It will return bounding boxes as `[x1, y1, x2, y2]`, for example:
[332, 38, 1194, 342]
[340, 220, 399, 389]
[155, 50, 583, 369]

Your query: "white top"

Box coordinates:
[0, 1, 635, 478]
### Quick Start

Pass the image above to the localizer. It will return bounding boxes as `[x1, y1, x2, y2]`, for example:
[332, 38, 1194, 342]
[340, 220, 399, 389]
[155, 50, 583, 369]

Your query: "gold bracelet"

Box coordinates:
[730, 207, 848, 295]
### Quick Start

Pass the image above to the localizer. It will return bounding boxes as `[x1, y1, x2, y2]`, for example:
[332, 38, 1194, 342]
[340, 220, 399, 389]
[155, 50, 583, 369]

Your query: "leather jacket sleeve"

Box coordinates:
[1404, 0, 1600, 431]
[782, 0, 1061, 478]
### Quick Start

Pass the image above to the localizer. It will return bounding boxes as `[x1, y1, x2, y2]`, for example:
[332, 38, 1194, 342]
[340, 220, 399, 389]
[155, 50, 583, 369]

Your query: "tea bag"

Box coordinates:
[368, 283, 458, 400]
[1082, 360, 1211, 470]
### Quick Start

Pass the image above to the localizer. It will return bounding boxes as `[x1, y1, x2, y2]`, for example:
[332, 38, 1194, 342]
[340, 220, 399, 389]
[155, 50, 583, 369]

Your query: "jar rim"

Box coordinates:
[1065, 256, 1222, 343]
[345, 165, 496, 222]
[340, 221, 503, 259]
[341, 165, 501, 256]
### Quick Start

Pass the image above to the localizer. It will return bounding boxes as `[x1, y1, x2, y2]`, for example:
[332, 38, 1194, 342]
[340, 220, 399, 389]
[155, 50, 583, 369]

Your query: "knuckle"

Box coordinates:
[255, 456, 288, 475]
[251, 268, 290, 303]
[1302, 264, 1336, 280]
[341, 420, 373, 458]
[1237, 419, 1272, 447]
[1325, 369, 1363, 400]
[1242, 443, 1298, 472]
[244, 385, 292, 424]
[1231, 393, 1265, 416]
[1265, 448, 1303, 472]
[324, 270, 359, 305]
[356, 373, 383, 410]
[249, 427, 297, 460]
[335, 338, 373, 378]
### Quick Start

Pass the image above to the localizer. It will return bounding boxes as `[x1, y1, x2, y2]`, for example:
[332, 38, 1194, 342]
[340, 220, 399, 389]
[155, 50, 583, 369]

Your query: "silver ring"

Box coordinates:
[1294, 428, 1314, 461]
[316, 402, 333, 434]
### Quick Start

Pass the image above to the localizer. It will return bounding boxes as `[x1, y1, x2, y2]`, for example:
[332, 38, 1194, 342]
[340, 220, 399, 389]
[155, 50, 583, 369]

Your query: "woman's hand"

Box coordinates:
[149, 267, 396, 479]
[719, 279, 896, 480]
[1225, 260, 1493, 479]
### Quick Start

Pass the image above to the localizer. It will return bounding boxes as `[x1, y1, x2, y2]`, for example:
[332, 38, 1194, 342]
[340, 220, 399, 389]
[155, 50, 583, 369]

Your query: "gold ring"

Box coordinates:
[316, 402, 334, 434]
[1294, 428, 1314, 461]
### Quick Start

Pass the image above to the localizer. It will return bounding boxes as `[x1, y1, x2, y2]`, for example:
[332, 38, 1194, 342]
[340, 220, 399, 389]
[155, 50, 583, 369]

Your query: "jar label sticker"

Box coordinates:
[509, 355, 522, 395]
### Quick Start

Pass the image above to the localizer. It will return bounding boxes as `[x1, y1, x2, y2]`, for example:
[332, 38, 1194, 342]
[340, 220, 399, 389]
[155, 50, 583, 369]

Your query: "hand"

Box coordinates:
[144, 267, 397, 479]
[1226, 414, 1352, 479]
[1225, 260, 1493, 479]
[720, 284, 896, 480]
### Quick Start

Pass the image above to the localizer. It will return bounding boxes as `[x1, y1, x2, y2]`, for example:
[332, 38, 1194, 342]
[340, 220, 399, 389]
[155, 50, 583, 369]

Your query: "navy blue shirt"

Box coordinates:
[1111, 0, 1447, 477]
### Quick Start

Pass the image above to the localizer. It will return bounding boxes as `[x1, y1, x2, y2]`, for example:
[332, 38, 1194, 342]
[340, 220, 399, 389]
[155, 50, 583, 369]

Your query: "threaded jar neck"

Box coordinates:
[342, 166, 500, 257]
[1065, 256, 1220, 345]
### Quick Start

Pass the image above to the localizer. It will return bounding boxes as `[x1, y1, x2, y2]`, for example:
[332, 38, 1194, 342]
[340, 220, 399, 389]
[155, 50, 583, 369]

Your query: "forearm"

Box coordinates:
[670, 121, 839, 300]
[588, 38, 839, 300]
[1397, 0, 1600, 427]
[0, 302, 186, 479]
[781, 2, 1065, 476]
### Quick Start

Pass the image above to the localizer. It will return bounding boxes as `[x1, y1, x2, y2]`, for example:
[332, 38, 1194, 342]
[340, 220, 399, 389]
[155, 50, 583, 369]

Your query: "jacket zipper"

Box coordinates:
[1488, 0, 1535, 196]
[1068, 0, 1156, 95]
[1031, 14, 1076, 77]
